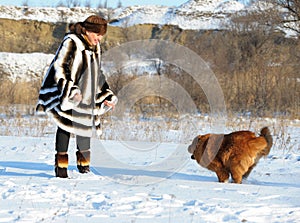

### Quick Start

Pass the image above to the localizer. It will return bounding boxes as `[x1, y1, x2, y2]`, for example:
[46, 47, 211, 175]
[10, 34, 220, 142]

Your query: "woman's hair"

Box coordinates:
[69, 15, 107, 35]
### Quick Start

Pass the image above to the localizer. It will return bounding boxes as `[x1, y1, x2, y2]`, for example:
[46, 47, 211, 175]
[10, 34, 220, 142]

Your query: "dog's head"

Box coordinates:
[187, 136, 198, 154]
[188, 134, 211, 159]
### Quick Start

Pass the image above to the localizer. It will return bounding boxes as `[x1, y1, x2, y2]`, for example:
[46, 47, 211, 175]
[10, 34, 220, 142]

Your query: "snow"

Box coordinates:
[0, 107, 299, 222]
[180, 0, 234, 12]
[0, 53, 54, 82]
[0, 6, 107, 23]
[215, 1, 245, 13]
[0, 117, 299, 222]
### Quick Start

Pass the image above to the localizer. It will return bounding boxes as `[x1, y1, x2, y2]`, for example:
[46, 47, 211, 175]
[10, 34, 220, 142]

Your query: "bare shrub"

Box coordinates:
[0, 79, 40, 106]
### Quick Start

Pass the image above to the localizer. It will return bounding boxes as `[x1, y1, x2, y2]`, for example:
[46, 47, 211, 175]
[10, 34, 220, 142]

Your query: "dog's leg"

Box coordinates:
[243, 163, 257, 179]
[231, 156, 256, 183]
[215, 169, 230, 183]
[231, 173, 243, 184]
[230, 165, 246, 184]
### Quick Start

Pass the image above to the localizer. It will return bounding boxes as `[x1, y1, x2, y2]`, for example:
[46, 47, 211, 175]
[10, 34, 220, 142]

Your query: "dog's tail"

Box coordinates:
[260, 127, 273, 156]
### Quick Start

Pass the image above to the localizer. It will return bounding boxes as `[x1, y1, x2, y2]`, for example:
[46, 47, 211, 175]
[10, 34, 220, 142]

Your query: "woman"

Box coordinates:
[36, 15, 117, 178]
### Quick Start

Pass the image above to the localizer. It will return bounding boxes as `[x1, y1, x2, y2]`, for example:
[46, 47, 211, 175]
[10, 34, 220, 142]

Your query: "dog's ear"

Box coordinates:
[188, 136, 200, 154]
[199, 134, 211, 148]
[203, 134, 224, 151]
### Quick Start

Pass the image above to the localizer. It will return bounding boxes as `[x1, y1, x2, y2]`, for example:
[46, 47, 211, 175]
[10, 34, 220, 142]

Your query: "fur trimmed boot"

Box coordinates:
[55, 153, 68, 178]
[76, 150, 90, 173]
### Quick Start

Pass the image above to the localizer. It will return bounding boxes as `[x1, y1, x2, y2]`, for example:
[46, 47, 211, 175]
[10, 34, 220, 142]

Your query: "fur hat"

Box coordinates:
[82, 15, 107, 35]
[70, 15, 107, 35]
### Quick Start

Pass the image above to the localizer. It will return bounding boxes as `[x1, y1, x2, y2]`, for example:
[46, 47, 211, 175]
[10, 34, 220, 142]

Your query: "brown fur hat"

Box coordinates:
[69, 15, 107, 35]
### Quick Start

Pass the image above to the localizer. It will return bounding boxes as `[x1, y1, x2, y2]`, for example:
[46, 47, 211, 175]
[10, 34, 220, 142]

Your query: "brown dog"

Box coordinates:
[188, 127, 272, 183]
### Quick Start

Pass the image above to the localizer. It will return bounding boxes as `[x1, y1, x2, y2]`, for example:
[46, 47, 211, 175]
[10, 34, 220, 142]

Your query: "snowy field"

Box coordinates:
[0, 115, 299, 223]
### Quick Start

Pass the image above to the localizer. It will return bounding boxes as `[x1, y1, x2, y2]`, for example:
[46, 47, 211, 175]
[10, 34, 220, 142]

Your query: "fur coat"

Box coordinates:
[36, 33, 117, 137]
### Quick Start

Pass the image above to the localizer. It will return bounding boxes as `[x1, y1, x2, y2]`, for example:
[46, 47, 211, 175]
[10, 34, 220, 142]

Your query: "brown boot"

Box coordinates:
[76, 150, 90, 173]
[55, 154, 68, 178]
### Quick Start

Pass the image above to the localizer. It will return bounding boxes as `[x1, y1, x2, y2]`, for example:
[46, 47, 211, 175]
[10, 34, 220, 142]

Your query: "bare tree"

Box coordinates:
[97, 0, 103, 8]
[84, 0, 92, 8]
[22, 0, 28, 7]
[65, 0, 80, 7]
[222, 9, 281, 72]
[117, 0, 122, 8]
[56, 1, 66, 7]
[273, 0, 300, 34]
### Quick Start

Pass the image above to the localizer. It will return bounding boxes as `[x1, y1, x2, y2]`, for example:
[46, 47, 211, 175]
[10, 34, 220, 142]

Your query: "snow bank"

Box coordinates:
[0, 52, 53, 82]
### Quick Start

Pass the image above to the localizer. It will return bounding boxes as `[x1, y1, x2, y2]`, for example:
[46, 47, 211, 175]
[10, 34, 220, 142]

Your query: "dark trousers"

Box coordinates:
[55, 127, 90, 153]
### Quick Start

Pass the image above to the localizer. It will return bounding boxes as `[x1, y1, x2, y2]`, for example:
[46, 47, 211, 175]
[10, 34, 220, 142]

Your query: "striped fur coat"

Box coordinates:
[36, 33, 117, 137]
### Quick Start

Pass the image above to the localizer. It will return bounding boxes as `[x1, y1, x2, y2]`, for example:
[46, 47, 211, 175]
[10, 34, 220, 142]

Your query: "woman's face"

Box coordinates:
[86, 31, 103, 46]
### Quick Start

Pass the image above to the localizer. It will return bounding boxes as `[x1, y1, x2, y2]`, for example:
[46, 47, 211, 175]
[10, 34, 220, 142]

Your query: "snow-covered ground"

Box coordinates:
[0, 115, 299, 222]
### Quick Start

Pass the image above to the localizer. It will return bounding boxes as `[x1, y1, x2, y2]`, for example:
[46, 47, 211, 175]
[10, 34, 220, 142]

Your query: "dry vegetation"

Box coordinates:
[183, 9, 299, 118]
[103, 5, 299, 119]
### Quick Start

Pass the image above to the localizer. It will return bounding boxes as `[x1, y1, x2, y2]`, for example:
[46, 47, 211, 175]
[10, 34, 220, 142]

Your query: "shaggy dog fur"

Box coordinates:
[188, 127, 273, 183]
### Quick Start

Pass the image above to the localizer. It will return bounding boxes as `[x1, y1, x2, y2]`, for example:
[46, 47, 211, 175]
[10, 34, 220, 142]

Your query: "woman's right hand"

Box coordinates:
[72, 93, 82, 102]
[103, 100, 115, 110]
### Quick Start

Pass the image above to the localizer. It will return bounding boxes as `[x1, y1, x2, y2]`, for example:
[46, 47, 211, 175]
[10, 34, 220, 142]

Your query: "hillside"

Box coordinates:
[0, 0, 248, 26]
[0, 0, 251, 80]
[0, 0, 270, 54]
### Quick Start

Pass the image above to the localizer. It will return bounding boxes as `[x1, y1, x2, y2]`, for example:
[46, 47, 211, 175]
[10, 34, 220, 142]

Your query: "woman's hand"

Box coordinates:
[103, 100, 115, 110]
[72, 93, 82, 103]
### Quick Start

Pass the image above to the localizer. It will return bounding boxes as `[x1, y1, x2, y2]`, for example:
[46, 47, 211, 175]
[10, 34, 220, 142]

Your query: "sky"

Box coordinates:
[0, 0, 188, 8]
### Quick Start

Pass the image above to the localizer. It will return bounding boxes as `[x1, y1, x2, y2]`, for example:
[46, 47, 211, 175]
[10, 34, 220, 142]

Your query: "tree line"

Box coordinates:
[107, 0, 300, 118]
